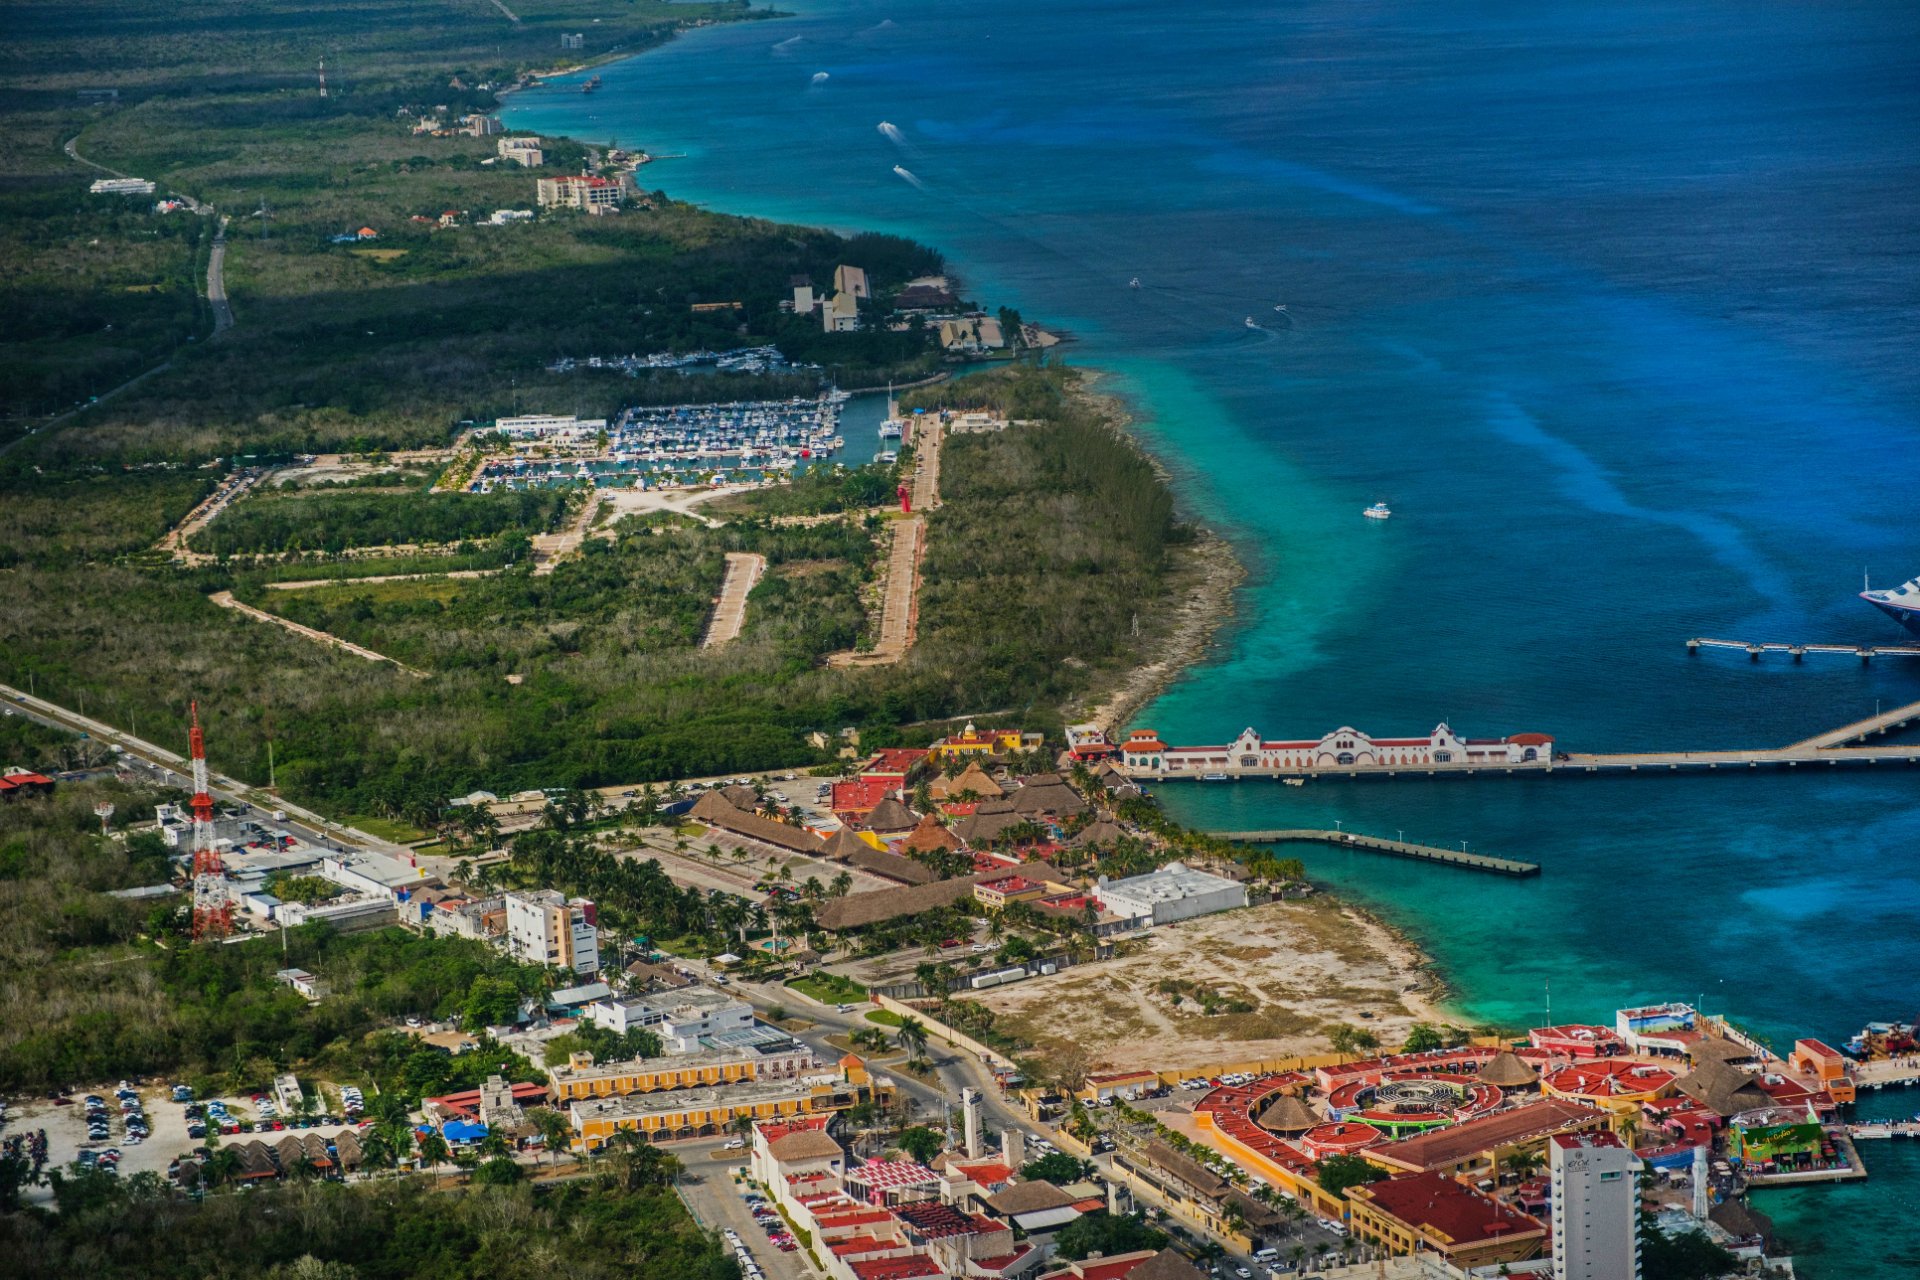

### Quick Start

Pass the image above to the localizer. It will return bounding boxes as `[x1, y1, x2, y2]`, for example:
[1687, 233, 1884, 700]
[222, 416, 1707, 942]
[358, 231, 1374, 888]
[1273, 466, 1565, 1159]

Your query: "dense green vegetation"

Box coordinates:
[0, 774, 554, 1094]
[1052, 1210, 1168, 1262]
[2, 1175, 738, 1280]
[192, 488, 570, 556]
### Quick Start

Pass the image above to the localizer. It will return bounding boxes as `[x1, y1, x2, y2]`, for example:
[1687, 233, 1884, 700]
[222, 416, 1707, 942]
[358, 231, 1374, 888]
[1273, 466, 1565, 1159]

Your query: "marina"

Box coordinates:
[469, 394, 854, 492]
[544, 345, 818, 377]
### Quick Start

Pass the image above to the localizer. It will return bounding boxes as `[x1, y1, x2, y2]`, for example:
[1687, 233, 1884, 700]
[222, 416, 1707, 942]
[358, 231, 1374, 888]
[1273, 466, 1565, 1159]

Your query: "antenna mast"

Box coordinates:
[188, 701, 232, 941]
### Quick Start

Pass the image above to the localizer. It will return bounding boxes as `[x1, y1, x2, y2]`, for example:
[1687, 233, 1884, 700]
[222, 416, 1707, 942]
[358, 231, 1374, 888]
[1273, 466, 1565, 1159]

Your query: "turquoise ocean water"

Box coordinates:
[506, 1, 1920, 1266]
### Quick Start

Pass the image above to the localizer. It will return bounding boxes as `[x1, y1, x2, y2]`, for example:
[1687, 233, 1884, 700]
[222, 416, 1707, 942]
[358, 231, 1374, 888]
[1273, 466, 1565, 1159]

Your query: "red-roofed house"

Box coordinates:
[1346, 1172, 1546, 1268]
[1530, 1024, 1627, 1058]
[862, 749, 930, 784]
[834, 778, 899, 818]
[0, 769, 55, 798]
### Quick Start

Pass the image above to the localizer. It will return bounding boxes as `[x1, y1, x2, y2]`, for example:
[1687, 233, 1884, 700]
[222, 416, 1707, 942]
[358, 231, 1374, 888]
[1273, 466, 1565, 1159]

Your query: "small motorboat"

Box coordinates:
[1363, 501, 1392, 520]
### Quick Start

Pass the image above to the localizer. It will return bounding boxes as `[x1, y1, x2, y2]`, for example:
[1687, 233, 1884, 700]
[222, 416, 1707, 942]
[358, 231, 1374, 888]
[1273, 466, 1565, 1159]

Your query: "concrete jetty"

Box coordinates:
[1130, 696, 1920, 783]
[1215, 829, 1540, 877]
[1688, 636, 1920, 662]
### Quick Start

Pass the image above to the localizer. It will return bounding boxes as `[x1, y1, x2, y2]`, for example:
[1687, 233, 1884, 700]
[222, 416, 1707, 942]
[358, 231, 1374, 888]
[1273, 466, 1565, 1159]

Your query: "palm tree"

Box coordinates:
[416, 1131, 450, 1185]
[894, 1016, 930, 1059]
[1500, 1147, 1545, 1182]
[532, 1107, 573, 1165]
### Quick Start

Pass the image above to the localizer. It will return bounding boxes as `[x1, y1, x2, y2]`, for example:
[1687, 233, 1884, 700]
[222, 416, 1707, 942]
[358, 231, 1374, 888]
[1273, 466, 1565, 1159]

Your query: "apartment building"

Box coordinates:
[504, 889, 600, 976]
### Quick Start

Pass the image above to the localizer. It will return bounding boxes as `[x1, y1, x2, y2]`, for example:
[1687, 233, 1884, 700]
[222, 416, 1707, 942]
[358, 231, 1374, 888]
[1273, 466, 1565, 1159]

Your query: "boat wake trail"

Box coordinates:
[772, 36, 804, 54]
[878, 121, 907, 145]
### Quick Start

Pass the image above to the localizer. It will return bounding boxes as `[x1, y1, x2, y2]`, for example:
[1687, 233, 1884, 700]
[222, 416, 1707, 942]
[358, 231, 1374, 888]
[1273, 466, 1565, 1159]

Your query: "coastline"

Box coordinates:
[1068, 376, 1247, 736]
[506, 6, 1464, 1063]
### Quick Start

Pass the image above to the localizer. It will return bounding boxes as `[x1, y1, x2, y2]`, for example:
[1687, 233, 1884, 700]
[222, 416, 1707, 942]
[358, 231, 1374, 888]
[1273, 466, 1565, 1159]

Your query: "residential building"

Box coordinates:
[498, 135, 544, 166]
[560, 32, 584, 50]
[938, 316, 1005, 351]
[504, 889, 600, 975]
[585, 986, 755, 1051]
[421, 894, 505, 940]
[276, 968, 329, 1000]
[834, 264, 870, 299]
[1346, 1172, 1547, 1269]
[823, 290, 860, 332]
[1550, 1131, 1640, 1280]
[791, 275, 816, 314]
[1094, 861, 1246, 927]
[535, 173, 630, 213]
[89, 177, 155, 195]
[466, 115, 505, 137]
[569, 1071, 874, 1151]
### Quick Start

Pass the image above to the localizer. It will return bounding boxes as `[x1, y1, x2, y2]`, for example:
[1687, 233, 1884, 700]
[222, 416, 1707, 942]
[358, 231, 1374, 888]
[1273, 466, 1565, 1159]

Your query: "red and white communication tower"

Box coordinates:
[187, 701, 232, 941]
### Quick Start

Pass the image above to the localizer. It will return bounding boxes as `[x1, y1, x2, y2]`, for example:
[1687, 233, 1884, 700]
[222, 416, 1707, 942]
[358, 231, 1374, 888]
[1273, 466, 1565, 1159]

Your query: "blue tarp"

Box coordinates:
[442, 1120, 488, 1144]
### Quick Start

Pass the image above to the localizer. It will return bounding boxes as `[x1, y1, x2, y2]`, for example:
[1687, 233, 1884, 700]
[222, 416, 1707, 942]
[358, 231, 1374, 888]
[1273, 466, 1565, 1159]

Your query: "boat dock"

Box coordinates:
[1847, 1122, 1920, 1139]
[1688, 636, 1920, 661]
[1214, 829, 1540, 878]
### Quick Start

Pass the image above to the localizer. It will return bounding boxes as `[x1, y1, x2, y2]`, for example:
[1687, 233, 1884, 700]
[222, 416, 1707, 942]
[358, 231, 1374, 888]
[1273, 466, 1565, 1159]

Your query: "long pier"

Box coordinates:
[1847, 1122, 1920, 1140]
[1215, 829, 1540, 878]
[1689, 636, 1920, 661]
[1133, 696, 1920, 784]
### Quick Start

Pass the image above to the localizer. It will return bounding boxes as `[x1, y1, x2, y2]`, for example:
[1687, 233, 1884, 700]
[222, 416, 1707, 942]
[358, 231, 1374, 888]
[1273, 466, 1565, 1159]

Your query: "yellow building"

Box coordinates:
[1346, 1172, 1545, 1269]
[929, 722, 1037, 760]
[568, 1053, 882, 1150]
[547, 1044, 813, 1103]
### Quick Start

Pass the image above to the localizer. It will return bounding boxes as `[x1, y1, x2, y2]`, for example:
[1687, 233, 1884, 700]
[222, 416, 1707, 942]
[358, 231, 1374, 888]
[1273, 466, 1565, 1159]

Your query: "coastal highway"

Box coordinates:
[0, 681, 411, 857]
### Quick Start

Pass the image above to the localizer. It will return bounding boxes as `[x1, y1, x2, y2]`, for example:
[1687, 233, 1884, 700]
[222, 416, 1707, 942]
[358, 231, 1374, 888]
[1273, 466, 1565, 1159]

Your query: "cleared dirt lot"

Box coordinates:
[976, 895, 1445, 1070]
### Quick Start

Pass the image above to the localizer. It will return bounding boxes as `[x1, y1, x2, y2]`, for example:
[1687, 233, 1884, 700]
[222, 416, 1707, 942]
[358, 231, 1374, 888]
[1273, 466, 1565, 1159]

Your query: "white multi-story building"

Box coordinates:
[1550, 1131, 1640, 1280]
[1093, 860, 1246, 928]
[535, 173, 629, 213]
[586, 986, 754, 1052]
[491, 412, 606, 441]
[505, 889, 600, 976]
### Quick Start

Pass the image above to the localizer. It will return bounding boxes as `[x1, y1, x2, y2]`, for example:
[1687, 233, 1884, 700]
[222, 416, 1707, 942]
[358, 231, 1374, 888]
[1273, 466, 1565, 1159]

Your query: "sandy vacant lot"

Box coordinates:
[977, 896, 1445, 1071]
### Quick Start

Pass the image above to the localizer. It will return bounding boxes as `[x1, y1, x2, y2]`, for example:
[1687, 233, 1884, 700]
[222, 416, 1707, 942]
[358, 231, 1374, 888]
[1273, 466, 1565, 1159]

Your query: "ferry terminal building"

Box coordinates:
[1119, 724, 1554, 777]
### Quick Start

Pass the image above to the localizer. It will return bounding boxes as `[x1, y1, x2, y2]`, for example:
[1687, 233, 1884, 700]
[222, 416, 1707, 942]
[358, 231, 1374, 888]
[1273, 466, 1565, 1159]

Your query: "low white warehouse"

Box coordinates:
[1093, 861, 1247, 927]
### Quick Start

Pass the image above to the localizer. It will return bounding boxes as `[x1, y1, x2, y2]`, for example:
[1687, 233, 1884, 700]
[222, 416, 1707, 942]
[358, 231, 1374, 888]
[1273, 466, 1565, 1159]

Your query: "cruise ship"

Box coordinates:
[1862, 575, 1920, 637]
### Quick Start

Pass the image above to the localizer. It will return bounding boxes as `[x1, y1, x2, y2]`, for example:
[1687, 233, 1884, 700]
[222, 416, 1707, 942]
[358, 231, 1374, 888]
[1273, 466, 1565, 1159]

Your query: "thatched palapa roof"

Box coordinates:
[1068, 820, 1129, 849]
[1476, 1051, 1540, 1088]
[903, 814, 961, 855]
[1675, 1059, 1775, 1117]
[690, 792, 825, 855]
[820, 827, 874, 862]
[859, 797, 919, 833]
[929, 762, 1003, 800]
[1256, 1095, 1319, 1133]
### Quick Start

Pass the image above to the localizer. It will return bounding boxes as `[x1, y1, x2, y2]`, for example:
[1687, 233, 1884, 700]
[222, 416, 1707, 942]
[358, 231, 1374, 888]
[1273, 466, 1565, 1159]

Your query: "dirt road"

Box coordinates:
[702, 552, 765, 647]
[209, 591, 427, 676]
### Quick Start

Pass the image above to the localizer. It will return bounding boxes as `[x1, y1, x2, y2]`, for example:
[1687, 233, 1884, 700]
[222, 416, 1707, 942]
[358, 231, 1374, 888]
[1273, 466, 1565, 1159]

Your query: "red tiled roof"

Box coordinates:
[1355, 1171, 1544, 1246]
[848, 1259, 944, 1280]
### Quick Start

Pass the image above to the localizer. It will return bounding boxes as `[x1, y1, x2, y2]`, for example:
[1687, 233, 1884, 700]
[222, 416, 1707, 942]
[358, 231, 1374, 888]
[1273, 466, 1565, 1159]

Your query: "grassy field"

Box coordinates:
[786, 971, 867, 1004]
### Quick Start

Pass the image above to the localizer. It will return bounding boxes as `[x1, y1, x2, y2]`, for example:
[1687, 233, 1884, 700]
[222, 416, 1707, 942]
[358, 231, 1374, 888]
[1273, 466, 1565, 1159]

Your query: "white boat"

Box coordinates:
[1363, 502, 1392, 520]
[1244, 316, 1259, 329]
[1200, 772, 1230, 782]
[878, 420, 904, 439]
[1284, 778, 1306, 787]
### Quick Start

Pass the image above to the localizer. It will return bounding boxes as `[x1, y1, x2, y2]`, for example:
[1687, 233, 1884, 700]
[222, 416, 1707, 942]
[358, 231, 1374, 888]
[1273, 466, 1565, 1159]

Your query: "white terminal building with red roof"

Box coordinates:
[1118, 723, 1554, 778]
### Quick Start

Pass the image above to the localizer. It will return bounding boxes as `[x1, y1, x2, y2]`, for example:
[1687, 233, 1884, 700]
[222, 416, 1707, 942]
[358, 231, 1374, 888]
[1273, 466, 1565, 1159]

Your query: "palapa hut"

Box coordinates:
[1010, 774, 1089, 818]
[1477, 1051, 1541, 1090]
[1068, 819, 1129, 850]
[690, 791, 826, 856]
[858, 796, 919, 834]
[930, 761, 1004, 801]
[903, 814, 962, 856]
[1675, 1060, 1775, 1118]
[821, 827, 875, 862]
[1256, 1095, 1319, 1134]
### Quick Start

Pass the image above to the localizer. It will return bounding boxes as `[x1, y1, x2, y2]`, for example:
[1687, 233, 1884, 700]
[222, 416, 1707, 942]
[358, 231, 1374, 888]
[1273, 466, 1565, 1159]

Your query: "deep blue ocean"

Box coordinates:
[506, 1, 1920, 1266]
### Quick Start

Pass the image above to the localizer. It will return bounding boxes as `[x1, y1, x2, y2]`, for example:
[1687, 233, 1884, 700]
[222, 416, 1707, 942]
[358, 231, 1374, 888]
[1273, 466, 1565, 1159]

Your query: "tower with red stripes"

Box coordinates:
[187, 701, 232, 940]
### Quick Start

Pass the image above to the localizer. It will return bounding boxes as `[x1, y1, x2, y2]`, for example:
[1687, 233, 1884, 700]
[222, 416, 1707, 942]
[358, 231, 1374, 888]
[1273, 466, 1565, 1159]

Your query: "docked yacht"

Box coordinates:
[1862, 575, 1920, 638]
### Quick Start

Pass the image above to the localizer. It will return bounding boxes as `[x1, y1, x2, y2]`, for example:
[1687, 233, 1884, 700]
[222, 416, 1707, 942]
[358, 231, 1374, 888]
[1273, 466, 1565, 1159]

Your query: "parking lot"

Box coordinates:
[9, 1077, 366, 1206]
[675, 1144, 810, 1280]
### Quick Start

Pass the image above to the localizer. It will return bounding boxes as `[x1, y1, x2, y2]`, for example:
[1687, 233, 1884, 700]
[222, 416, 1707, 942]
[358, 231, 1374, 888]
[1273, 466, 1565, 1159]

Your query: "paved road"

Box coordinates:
[0, 682, 411, 857]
